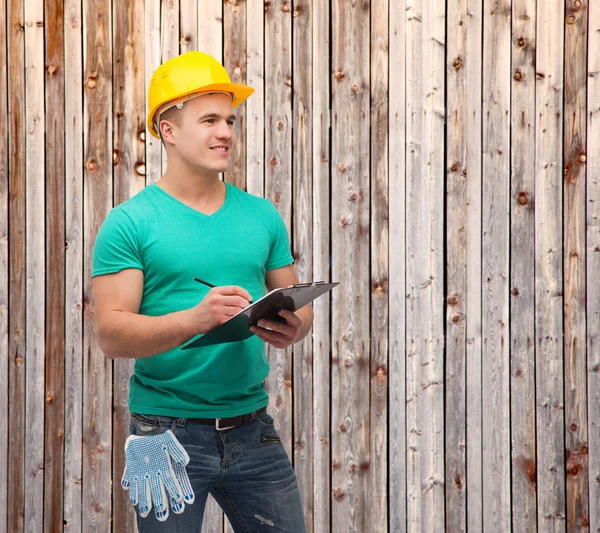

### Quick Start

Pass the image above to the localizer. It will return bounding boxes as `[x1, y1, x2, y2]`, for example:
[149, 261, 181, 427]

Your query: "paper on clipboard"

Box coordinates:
[181, 281, 339, 349]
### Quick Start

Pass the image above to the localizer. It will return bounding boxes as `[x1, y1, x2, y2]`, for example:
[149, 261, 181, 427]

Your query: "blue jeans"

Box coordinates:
[129, 410, 305, 533]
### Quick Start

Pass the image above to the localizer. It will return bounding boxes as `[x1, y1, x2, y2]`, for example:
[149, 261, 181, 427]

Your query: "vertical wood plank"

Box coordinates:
[112, 0, 145, 530]
[311, 0, 331, 529]
[464, 1, 483, 531]
[292, 2, 313, 531]
[510, 0, 538, 530]
[7, 0, 26, 530]
[63, 0, 84, 529]
[536, 0, 566, 531]
[145, 0, 161, 185]
[44, 0, 66, 530]
[0, 0, 8, 527]
[224, 0, 247, 191]
[246, 0, 264, 198]
[24, 0, 46, 529]
[445, 0, 468, 528]
[389, 0, 407, 529]
[82, 0, 113, 528]
[370, 0, 388, 530]
[198, 1, 223, 61]
[264, 0, 293, 456]
[481, 0, 511, 530]
[180, 0, 198, 52]
[586, 2, 600, 530]
[331, 0, 370, 531]
[405, 0, 445, 529]
[563, 0, 589, 530]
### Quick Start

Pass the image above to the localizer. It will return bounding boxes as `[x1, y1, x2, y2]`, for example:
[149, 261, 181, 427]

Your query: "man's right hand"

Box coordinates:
[190, 286, 252, 334]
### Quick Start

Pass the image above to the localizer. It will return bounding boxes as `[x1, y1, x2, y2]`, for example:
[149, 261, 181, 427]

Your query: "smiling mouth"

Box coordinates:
[210, 146, 229, 153]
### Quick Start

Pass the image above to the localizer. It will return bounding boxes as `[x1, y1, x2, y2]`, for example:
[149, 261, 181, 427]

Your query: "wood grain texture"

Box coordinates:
[445, 0, 468, 529]
[563, 1, 589, 530]
[180, 0, 198, 53]
[0, 0, 7, 527]
[144, 0, 161, 185]
[535, 1, 566, 531]
[370, 0, 389, 530]
[510, 0, 537, 530]
[264, 0, 293, 460]
[331, 0, 370, 531]
[586, 1, 600, 530]
[7, 0, 26, 529]
[224, 0, 247, 191]
[82, 0, 113, 528]
[388, 1, 407, 531]
[405, 0, 445, 530]
[311, 0, 331, 530]
[482, 0, 511, 530]
[112, 0, 145, 530]
[464, 0, 483, 530]
[44, 0, 66, 530]
[292, 2, 314, 530]
[64, 0, 84, 529]
[198, 0, 222, 61]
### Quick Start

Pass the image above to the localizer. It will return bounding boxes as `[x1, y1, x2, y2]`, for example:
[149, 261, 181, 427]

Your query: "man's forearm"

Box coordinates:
[295, 305, 314, 342]
[98, 309, 196, 359]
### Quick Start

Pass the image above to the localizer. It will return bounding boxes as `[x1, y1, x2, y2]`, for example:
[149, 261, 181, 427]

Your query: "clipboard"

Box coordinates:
[182, 281, 339, 349]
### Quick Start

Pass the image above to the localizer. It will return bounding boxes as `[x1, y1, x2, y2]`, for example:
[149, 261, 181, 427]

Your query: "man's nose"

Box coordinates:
[216, 121, 234, 139]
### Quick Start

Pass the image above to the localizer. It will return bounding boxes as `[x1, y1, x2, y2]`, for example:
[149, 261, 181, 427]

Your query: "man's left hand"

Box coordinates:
[250, 309, 302, 349]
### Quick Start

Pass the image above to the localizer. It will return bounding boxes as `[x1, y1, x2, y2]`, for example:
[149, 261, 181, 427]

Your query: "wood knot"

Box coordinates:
[349, 192, 358, 201]
[284, 377, 292, 390]
[275, 394, 283, 407]
[344, 358, 353, 367]
[451, 314, 461, 324]
[447, 294, 459, 306]
[566, 15, 575, 24]
[570, 423, 578, 432]
[574, 0, 582, 7]
[293, 5, 303, 17]
[135, 162, 146, 176]
[46, 394, 54, 403]
[514, 368, 522, 377]
[86, 76, 97, 89]
[517, 191, 528, 205]
[232, 4, 240, 14]
[514, 70, 523, 81]
[333, 70, 345, 81]
[269, 157, 279, 167]
[578, 153, 586, 163]
[274, 191, 281, 203]
[337, 164, 346, 173]
[373, 284, 383, 294]
[517, 38, 525, 47]
[233, 65, 242, 77]
[455, 473, 462, 489]
[450, 163, 458, 172]
[338, 423, 347, 432]
[138, 130, 145, 142]
[281, 2, 291, 12]
[452, 57, 463, 69]
[97, 443, 104, 452]
[340, 216, 350, 228]
[512, 287, 520, 296]
[376, 367, 386, 378]
[277, 121, 285, 131]
[112, 150, 121, 165]
[180, 35, 191, 45]
[570, 465, 579, 476]
[351, 84, 359, 93]
[47, 64, 59, 76]
[294, 441, 303, 451]
[86, 159, 97, 171]
[333, 488, 345, 501]
[284, 76, 292, 88]
[15, 356, 23, 366]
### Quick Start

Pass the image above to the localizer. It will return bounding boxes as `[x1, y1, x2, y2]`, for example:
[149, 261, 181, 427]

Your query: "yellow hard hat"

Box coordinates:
[147, 51, 254, 138]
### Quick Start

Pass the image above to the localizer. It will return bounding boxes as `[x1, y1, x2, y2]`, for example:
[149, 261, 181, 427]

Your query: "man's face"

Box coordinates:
[162, 93, 236, 174]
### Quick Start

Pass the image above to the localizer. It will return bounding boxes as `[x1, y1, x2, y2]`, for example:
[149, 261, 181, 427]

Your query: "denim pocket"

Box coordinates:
[256, 411, 275, 428]
[130, 412, 165, 436]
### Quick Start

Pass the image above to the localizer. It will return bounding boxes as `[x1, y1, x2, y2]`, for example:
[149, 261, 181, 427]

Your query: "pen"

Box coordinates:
[194, 277, 254, 304]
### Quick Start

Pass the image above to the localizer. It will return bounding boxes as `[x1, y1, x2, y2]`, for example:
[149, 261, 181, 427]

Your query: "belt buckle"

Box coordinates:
[216, 418, 235, 431]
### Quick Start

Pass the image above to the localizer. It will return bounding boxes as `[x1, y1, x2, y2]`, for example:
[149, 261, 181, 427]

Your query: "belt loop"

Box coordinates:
[176, 417, 186, 428]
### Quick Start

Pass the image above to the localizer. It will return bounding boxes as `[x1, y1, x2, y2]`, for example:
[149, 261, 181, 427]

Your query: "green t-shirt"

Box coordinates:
[92, 182, 293, 418]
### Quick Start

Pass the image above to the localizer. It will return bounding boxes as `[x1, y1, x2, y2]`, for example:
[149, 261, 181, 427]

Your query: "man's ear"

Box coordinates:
[159, 120, 176, 146]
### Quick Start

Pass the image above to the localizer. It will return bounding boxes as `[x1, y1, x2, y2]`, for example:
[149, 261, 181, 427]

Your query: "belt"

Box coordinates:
[189, 406, 267, 431]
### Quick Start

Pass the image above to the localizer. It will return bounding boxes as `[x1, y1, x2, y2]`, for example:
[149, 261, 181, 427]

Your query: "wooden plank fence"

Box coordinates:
[2, 0, 599, 531]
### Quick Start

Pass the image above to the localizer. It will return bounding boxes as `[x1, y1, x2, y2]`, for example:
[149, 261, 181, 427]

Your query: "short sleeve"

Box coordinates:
[265, 202, 294, 271]
[92, 207, 144, 277]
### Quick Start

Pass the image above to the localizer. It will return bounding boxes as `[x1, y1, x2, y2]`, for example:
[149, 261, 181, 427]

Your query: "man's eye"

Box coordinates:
[227, 120, 235, 126]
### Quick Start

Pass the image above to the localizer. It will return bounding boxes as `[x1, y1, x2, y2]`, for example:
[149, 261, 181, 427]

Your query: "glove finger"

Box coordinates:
[138, 474, 152, 518]
[165, 430, 190, 465]
[128, 478, 139, 507]
[162, 467, 184, 506]
[121, 466, 130, 490]
[173, 461, 195, 504]
[149, 471, 168, 514]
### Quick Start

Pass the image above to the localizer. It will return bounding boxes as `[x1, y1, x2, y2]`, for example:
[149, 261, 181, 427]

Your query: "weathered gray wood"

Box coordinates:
[7, 1, 26, 530]
[445, 0, 468, 529]
[311, 0, 331, 530]
[331, 0, 370, 531]
[44, 0, 66, 530]
[464, 0, 483, 530]
[292, 2, 314, 531]
[586, 2, 600, 530]
[535, 0, 566, 531]
[144, 0, 161, 185]
[82, 0, 113, 528]
[112, 0, 145, 530]
[563, 1, 589, 530]
[64, 0, 84, 529]
[510, 0, 537, 530]
[405, 0, 445, 530]
[388, 1, 407, 530]
[264, 0, 293, 459]
[246, 0, 264, 198]
[179, 0, 197, 53]
[0, 0, 7, 529]
[24, 0, 45, 529]
[370, 0, 389, 530]
[482, 1, 511, 531]
[224, 0, 247, 191]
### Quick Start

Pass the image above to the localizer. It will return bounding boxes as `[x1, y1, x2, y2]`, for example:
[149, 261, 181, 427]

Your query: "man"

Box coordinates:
[92, 51, 312, 532]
